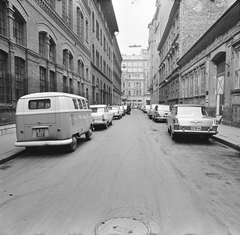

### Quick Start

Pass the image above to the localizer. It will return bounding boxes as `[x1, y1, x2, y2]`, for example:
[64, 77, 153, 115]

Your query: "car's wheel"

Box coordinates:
[170, 128, 176, 140]
[85, 128, 92, 140]
[67, 136, 77, 152]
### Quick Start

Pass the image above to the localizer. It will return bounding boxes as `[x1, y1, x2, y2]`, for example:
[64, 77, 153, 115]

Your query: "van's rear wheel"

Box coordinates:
[67, 136, 77, 152]
[85, 128, 92, 140]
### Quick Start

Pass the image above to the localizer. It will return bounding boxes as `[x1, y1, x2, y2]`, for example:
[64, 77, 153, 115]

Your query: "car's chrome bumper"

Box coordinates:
[15, 138, 73, 147]
[173, 130, 218, 135]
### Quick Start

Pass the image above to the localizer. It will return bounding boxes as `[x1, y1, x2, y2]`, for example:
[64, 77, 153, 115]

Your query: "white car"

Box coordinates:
[108, 106, 122, 119]
[90, 104, 113, 129]
[152, 104, 170, 122]
[148, 104, 158, 119]
[167, 104, 218, 141]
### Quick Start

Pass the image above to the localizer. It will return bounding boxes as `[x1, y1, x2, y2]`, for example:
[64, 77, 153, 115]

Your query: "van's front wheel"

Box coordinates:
[67, 136, 77, 152]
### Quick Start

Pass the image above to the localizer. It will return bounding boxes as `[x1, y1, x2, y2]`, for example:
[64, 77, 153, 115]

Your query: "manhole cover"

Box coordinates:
[96, 217, 150, 235]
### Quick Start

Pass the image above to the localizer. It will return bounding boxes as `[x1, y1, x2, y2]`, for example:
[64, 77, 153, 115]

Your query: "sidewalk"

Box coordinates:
[0, 123, 239, 165]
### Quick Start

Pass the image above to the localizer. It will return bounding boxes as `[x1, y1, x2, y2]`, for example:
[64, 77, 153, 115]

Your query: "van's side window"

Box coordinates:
[77, 99, 84, 109]
[72, 99, 79, 109]
[29, 99, 51, 109]
[82, 100, 88, 109]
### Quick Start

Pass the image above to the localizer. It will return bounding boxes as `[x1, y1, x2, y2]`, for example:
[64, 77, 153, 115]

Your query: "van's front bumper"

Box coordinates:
[15, 138, 72, 147]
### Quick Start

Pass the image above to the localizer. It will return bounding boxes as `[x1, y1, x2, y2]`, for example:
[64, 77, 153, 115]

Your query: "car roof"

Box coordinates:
[90, 104, 107, 108]
[174, 104, 204, 107]
[19, 92, 86, 100]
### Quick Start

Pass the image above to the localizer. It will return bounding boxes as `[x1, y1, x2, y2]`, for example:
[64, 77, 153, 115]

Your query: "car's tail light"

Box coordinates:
[213, 118, 217, 126]
[102, 114, 106, 121]
[173, 118, 179, 130]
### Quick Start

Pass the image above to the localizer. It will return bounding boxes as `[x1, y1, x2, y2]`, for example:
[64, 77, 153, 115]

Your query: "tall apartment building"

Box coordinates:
[121, 49, 150, 107]
[148, 0, 174, 104]
[0, 0, 121, 125]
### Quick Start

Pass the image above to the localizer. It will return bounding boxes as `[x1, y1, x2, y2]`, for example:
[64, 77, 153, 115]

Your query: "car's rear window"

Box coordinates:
[91, 107, 104, 113]
[28, 99, 51, 109]
[178, 107, 208, 116]
[158, 106, 170, 111]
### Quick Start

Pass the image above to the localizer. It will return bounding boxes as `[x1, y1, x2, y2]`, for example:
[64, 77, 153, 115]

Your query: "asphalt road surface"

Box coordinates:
[1, 110, 240, 235]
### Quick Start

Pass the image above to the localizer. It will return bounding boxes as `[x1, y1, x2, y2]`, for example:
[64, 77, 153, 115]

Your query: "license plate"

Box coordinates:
[191, 126, 201, 131]
[36, 128, 45, 137]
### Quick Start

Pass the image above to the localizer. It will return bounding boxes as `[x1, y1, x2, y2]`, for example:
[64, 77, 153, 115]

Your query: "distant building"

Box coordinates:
[121, 50, 150, 107]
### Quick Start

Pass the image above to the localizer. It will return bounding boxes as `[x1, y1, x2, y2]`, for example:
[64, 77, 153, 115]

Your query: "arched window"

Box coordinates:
[49, 36, 56, 62]
[13, 8, 25, 45]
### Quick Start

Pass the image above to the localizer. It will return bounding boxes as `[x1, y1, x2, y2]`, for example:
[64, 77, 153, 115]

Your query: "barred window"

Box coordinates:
[40, 67, 47, 92]
[0, 1, 6, 36]
[15, 57, 26, 100]
[0, 51, 8, 103]
[13, 10, 24, 45]
[49, 71, 56, 92]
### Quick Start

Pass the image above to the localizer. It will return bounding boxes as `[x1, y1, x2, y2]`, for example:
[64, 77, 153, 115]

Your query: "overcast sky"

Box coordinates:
[112, 0, 156, 55]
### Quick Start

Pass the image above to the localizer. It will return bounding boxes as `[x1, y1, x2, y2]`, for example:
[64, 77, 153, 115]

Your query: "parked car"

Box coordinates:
[152, 104, 170, 122]
[167, 104, 218, 141]
[108, 106, 122, 119]
[15, 92, 93, 152]
[119, 105, 125, 116]
[143, 105, 150, 113]
[90, 104, 113, 129]
[148, 104, 158, 119]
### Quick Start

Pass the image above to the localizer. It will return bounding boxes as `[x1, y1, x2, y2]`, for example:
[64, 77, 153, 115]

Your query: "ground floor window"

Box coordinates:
[15, 57, 26, 100]
[0, 51, 8, 103]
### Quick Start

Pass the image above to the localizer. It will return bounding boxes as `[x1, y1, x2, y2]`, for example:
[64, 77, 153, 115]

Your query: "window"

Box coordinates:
[49, 37, 55, 62]
[78, 99, 84, 109]
[85, 20, 89, 42]
[39, 32, 46, 57]
[200, 68, 206, 95]
[77, 8, 83, 40]
[234, 47, 240, 89]
[96, 50, 99, 68]
[92, 44, 95, 63]
[0, 1, 6, 36]
[40, 67, 47, 92]
[69, 52, 73, 72]
[86, 68, 89, 80]
[29, 99, 51, 110]
[96, 20, 99, 39]
[63, 49, 68, 68]
[92, 12, 95, 31]
[50, 71, 57, 92]
[63, 76, 68, 92]
[0, 51, 8, 103]
[13, 9, 24, 45]
[70, 78, 74, 94]
[63, 0, 72, 28]
[15, 57, 26, 100]
[78, 60, 84, 78]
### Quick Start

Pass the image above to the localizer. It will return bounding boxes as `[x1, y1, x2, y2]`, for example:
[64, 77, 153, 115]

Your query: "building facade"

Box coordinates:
[121, 49, 150, 108]
[148, 0, 174, 104]
[0, 0, 121, 125]
[178, 1, 240, 127]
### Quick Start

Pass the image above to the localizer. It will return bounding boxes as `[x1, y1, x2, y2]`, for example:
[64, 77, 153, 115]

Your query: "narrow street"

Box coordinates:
[0, 110, 240, 235]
